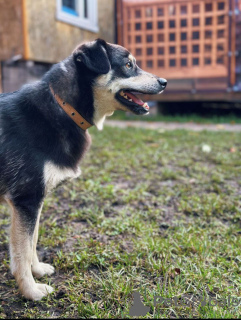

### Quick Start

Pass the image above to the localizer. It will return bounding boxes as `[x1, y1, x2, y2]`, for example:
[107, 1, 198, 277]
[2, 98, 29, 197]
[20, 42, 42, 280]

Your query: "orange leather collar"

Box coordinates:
[50, 86, 92, 130]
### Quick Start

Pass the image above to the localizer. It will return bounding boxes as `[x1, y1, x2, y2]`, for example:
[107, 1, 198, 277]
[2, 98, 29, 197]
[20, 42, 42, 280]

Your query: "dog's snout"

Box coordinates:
[158, 78, 167, 89]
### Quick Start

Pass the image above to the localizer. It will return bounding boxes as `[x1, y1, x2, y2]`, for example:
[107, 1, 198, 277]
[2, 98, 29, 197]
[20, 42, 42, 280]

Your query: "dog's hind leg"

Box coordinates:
[7, 199, 54, 301]
[31, 203, 55, 278]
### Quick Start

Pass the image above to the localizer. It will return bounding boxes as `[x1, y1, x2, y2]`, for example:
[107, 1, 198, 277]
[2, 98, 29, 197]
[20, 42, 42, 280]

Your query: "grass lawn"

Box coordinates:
[0, 126, 240, 318]
[111, 110, 241, 124]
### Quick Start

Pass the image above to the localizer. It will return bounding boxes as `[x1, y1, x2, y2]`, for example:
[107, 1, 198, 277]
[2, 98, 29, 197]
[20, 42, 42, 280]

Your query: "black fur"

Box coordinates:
[0, 38, 166, 230]
[0, 39, 167, 300]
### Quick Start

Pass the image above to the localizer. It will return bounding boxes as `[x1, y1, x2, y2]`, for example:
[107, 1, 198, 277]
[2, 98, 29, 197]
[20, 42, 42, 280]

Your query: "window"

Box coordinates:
[128, 23, 131, 31]
[181, 58, 187, 66]
[158, 34, 164, 42]
[56, 0, 98, 32]
[193, 58, 199, 66]
[193, 4, 200, 13]
[169, 5, 176, 15]
[158, 8, 164, 16]
[158, 47, 164, 55]
[169, 46, 176, 54]
[217, 43, 224, 51]
[218, 29, 225, 38]
[169, 20, 175, 28]
[146, 22, 153, 30]
[135, 10, 141, 18]
[180, 5, 187, 15]
[217, 57, 224, 64]
[146, 48, 153, 55]
[205, 3, 212, 11]
[146, 7, 153, 17]
[192, 44, 199, 53]
[181, 45, 187, 53]
[192, 31, 199, 39]
[181, 32, 187, 41]
[128, 36, 131, 44]
[218, 15, 225, 24]
[136, 60, 142, 68]
[169, 59, 176, 67]
[193, 18, 199, 26]
[205, 57, 211, 65]
[135, 48, 142, 56]
[158, 21, 164, 29]
[135, 35, 142, 43]
[158, 59, 165, 67]
[62, 0, 78, 15]
[146, 60, 153, 68]
[169, 33, 175, 41]
[218, 2, 225, 10]
[205, 44, 212, 52]
[205, 30, 212, 39]
[205, 17, 212, 25]
[146, 35, 153, 43]
[135, 23, 141, 30]
[181, 19, 187, 27]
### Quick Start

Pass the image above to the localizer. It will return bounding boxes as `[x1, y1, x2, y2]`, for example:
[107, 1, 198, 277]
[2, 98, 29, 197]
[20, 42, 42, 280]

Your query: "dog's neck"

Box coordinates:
[46, 59, 111, 130]
[93, 107, 114, 131]
[49, 86, 93, 130]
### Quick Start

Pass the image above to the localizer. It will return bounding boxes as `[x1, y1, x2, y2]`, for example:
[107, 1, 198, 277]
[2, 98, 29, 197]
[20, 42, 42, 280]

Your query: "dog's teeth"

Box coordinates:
[129, 99, 132, 102]
[143, 102, 149, 110]
[124, 95, 128, 99]
[120, 91, 124, 96]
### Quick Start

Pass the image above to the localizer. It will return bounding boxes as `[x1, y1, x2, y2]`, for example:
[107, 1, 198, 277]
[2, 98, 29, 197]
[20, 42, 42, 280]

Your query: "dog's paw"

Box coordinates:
[21, 283, 54, 301]
[36, 283, 54, 298]
[32, 262, 55, 279]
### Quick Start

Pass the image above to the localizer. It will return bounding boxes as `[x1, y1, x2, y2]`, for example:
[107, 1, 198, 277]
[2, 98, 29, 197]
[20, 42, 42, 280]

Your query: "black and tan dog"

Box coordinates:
[0, 39, 167, 300]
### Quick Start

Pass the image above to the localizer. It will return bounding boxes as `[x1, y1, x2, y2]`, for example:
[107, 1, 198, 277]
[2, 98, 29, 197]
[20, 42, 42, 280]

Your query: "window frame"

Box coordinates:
[146, 22, 153, 30]
[56, 0, 98, 33]
[169, 46, 176, 54]
[181, 45, 187, 53]
[135, 22, 142, 30]
[158, 59, 165, 67]
[146, 34, 153, 43]
[192, 57, 199, 66]
[181, 58, 187, 67]
[146, 47, 153, 55]
[181, 19, 187, 27]
[158, 47, 165, 55]
[169, 59, 176, 67]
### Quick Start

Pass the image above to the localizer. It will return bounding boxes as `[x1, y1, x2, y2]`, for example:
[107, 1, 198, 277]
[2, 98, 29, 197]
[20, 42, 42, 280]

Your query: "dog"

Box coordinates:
[0, 39, 167, 300]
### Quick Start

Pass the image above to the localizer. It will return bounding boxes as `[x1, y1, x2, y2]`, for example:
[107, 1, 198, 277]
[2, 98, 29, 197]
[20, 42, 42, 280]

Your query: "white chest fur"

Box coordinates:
[44, 161, 81, 192]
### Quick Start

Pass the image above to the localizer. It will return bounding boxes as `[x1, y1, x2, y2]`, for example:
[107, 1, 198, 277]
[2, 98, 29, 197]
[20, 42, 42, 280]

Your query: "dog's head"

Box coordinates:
[73, 39, 167, 129]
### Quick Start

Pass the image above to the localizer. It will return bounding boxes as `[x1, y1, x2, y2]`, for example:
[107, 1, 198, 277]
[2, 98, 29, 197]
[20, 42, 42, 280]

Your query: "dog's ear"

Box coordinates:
[74, 39, 110, 74]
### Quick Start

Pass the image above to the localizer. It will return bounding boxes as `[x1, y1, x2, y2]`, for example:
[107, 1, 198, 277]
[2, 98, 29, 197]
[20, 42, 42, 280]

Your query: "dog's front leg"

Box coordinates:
[7, 199, 54, 301]
[31, 203, 55, 279]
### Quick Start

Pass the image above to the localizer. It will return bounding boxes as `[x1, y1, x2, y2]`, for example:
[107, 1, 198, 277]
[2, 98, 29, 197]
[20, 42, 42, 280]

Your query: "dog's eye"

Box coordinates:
[126, 61, 132, 69]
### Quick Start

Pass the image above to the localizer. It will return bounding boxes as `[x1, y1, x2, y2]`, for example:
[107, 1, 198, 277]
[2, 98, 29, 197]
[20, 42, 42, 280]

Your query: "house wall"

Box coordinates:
[24, 0, 115, 63]
[0, 0, 24, 60]
[0, 63, 2, 93]
[2, 61, 52, 93]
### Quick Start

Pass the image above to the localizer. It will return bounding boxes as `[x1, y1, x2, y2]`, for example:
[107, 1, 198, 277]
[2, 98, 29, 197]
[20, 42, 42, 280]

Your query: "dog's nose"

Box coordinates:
[158, 78, 167, 89]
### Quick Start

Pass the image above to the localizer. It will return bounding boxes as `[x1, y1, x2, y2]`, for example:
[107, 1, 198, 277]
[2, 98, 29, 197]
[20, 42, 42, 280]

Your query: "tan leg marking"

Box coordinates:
[31, 203, 55, 279]
[7, 200, 54, 300]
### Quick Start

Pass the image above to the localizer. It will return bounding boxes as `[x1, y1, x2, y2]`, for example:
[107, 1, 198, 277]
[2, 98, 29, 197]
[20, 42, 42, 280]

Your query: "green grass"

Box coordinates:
[0, 126, 241, 318]
[111, 110, 241, 124]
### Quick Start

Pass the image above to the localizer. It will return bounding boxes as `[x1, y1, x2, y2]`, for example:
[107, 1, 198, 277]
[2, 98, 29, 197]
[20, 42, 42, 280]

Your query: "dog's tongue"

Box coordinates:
[125, 92, 145, 106]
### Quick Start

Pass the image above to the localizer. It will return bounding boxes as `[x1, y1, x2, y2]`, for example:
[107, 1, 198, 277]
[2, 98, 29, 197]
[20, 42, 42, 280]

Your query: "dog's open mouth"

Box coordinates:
[116, 90, 150, 115]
